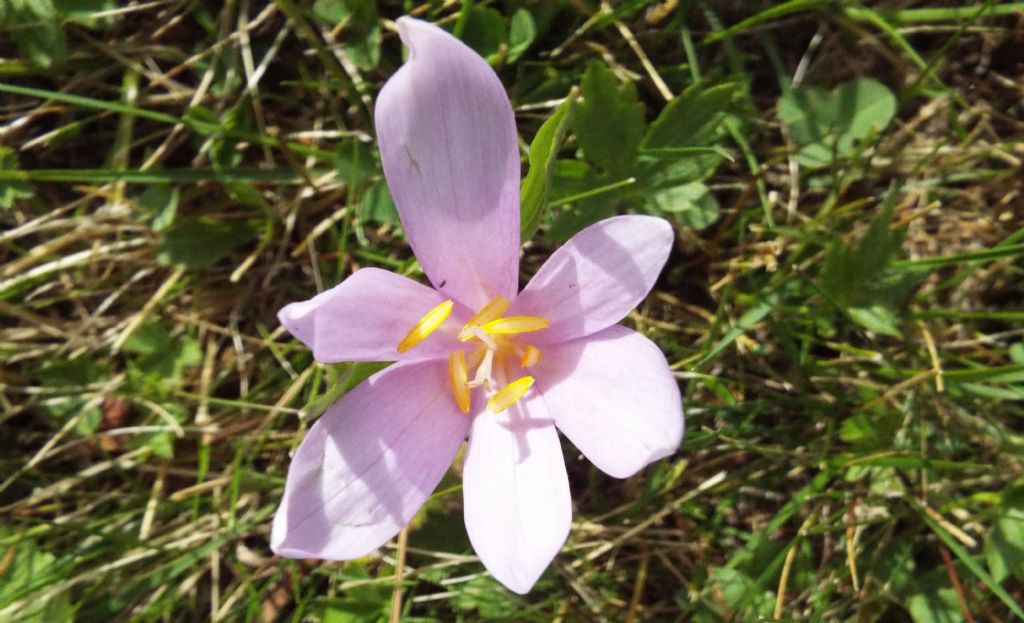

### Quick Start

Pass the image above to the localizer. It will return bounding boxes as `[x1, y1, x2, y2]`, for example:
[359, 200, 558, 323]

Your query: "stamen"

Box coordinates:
[458, 295, 510, 341]
[487, 376, 535, 414]
[448, 350, 470, 414]
[520, 345, 542, 368]
[396, 299, 453, 353]
[480, 316, 549, 336]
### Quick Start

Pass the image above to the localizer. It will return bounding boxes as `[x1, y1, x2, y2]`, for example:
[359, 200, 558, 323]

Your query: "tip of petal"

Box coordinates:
[277, 299, 317, 344]
[395, 17, 445, 58]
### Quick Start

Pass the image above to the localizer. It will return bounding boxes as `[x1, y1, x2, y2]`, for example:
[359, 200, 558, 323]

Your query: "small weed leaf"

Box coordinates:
[646, 181, 720, 230]
[156, 217, 258, 269]
[311, 0, 380, 69]
[778, 78, 896, 167]
[0, 147, 34, 208]
[461, 6, 507, 63]
[572, 61, 646, 178]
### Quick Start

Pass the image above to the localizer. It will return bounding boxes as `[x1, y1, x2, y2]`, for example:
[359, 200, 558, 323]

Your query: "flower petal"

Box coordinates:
[463, 394, 570, 594]
[512, 215, 673, 343]
[375, 17, 520, 310]
[534, 325, 683, 478]
[271, 360, 468, 560]
[278, 268, 462, 363]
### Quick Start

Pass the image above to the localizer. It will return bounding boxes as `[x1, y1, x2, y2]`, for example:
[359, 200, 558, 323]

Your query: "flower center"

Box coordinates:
[397, 295, 548, 414]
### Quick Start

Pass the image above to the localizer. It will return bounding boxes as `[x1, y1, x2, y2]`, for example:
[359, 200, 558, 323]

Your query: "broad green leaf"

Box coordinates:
[361, 179, 398, 226]
[156, 217, 258, 269]
[778, 78, 896, 167]
[460, 6, 506, 61]
[646, 181, 720, 229]
[820, 198, 901, 309]
[836, 78, 898, 152]
[641, 149, 725, 186]
[520, 89, 578, 241]
[572, 61, 645, 177]
[643, 82, 735, 149]
[545, 160, 618, 242]
[507, 8, 536, 63]
[123, 321, 201, 383]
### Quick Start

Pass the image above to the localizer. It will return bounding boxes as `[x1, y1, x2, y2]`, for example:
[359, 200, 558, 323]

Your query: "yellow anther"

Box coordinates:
[520, 345, 542, 368]
[487, 376, 535, 414]
[396, 299, 453, 353]
[448, 350, 470, 414]
[480, 316, 549, 336]
[458, 295, 510, 341]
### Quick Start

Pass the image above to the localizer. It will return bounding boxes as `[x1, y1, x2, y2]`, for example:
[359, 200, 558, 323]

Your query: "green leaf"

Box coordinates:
[520, 89, 578, 241]
[848, 305, 902, 337]
[302, 362, 390, 421]
[985, 482, 1024, 583]
[820, 198, 902, 309]
[136, 184, 179, 231]
[123, 321, 201, 383]
[572, 62, 646, 177]
[452, 576, 522, 618]
[918, 500, 1024, 620]
[643, 82, 735, 149]
[311, 0, 380, 69]
[460, 6, 506, 61]
[155, 217, 257, 269]
[0, 147, 34, 208]
[3, 0, 66, 68]
[778, 78, 896, 167]
[360, 180, 398, 226]
[507, 8, 536, 63]
[146, 431, 175, 459]
[544, 161, 618, 242]
[906, 583, 962, 623]
[646, 181, 720, 229]
[0, 536, 72, 622]
[708, 567, 775, 619]
[335, 140, 375, 185]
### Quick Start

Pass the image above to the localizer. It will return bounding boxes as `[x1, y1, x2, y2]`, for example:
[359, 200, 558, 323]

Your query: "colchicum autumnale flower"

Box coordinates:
[271, 17, 684, 594]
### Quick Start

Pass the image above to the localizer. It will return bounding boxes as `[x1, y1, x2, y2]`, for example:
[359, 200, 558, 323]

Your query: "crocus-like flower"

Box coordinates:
[271, 17, 684, 594]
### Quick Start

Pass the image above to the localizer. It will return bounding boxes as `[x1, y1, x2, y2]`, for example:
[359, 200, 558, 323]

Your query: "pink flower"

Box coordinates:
[271, 17, 683, 594]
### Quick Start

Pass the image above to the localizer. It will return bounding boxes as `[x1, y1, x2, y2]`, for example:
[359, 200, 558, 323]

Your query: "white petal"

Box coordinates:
[271, 360, 469, 559]
[535, 325, 683, 478]
[462, 394, 571, 593]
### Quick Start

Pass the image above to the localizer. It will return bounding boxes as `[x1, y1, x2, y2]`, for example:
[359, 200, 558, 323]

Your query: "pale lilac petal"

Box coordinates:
[534, 325, 683, 478]
[278, 268, 462, 363]
[463, 394, 570, 594]
[271, 360, 468, 559]
[375, 17, 520, 310]
[512, 215, 673, 344]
